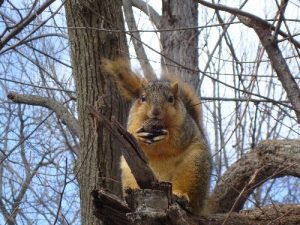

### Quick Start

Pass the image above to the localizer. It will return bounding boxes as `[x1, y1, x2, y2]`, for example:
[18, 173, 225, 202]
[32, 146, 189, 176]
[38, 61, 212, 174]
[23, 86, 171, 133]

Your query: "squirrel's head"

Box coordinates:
[103, 59, 190, 128]
[138, 80, 179, 120]
[127, 79, 187, 132]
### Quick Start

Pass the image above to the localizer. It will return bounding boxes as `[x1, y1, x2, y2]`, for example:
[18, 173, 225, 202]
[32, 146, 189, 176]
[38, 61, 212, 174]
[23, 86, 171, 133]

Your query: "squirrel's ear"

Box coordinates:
[102, 58, 145, 99]
[171, 82, 179, 97]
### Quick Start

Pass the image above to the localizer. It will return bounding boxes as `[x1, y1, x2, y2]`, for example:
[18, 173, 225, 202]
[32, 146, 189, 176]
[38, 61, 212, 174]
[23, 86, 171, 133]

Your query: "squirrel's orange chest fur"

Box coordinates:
[146, 146, 189, 181]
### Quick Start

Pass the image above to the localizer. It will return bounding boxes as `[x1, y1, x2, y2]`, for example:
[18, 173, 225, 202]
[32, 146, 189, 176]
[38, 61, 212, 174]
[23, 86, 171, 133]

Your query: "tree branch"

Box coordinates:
[207, 205, 300, 225]
[87, 104, 158, 189]
[211, 139, 300, 214]
[123, 0, 156, 80]
[7, 92, 79, 141]
[273, 0, 288, 40]
[130, 0, 161, 29]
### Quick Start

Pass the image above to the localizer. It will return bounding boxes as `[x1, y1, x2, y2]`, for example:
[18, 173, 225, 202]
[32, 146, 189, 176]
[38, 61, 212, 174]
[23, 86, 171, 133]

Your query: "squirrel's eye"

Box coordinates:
[141, 95, 146, 102]
[168, 96, 174, 103]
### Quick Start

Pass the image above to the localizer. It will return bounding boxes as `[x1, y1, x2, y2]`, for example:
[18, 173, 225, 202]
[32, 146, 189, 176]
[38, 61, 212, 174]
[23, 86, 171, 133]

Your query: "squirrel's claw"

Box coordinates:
[137, 137, 155, 144]
[136, 130, 168, 144]
[159, 129, 168, 135]
[137, 136, 167, 144]
[152, 135, 167, 142]
[136, 132, 153, 138]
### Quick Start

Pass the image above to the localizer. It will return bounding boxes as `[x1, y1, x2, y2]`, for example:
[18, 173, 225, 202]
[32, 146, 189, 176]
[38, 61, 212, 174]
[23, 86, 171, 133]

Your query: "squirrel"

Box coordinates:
[103, 59, 211, 214]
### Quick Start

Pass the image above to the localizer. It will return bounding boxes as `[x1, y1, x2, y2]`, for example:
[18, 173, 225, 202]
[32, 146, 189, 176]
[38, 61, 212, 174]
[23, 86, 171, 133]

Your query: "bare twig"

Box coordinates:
[221, 169, 261, 225]
[53, 159, 68, 225]
[273, 0, 288, 40]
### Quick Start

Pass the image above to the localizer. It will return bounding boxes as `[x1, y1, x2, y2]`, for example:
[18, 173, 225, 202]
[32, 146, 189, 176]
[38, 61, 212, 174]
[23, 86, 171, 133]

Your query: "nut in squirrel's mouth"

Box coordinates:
[136, 119, 168, 144]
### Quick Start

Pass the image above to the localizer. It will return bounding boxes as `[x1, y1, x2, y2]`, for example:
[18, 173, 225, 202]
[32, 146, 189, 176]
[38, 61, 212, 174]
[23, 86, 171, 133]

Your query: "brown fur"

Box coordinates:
[103, 59, 211, 214]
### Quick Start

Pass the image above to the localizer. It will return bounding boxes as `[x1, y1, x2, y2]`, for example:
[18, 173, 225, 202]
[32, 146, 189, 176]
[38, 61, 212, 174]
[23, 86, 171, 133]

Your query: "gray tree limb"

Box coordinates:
[130, 0, 161, 29]
[123, 0, 156, 80]
[7, 92, 79, 143]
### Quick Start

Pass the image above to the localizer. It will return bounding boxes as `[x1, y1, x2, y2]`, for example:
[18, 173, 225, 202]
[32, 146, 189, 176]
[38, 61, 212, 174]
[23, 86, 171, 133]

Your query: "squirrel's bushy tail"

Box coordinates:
[102, 59, 145, 100]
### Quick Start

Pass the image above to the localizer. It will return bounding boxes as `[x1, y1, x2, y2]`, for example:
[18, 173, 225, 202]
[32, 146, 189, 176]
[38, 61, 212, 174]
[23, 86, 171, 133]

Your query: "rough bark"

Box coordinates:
[160, 0, 199, 86]
[64, 0, 128, 224]
[207, 204, 300, 225]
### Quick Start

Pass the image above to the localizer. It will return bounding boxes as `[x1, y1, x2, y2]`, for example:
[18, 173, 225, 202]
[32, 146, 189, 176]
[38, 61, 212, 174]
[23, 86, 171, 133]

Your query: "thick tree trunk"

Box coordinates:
[160, 0, 199, 87]
[64, 1, 128, 224]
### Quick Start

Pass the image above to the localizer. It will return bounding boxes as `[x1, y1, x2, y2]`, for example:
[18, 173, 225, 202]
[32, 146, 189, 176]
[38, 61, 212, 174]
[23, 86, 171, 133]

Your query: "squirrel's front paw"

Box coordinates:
[136, 119, 168, 144]
[136, 129, 168, 144]
[173, 190, 190, 202]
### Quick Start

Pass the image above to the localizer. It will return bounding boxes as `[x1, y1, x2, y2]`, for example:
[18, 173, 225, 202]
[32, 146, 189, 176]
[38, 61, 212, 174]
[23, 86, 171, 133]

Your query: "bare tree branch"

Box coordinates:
[130, 0, 161, 29]
[123, 0, 156, 80]
[87, 104, 158, 189]
[210, 139, 300, 214]
[208, 205, 300, 225]
[273, 0, 288, 40]
[239, 18, 300, 123]
[7, 92, 79, 143]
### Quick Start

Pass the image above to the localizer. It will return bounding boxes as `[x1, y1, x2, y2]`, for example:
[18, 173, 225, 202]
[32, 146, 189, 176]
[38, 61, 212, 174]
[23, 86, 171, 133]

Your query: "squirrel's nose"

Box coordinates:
[148, 107, 162, 119]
